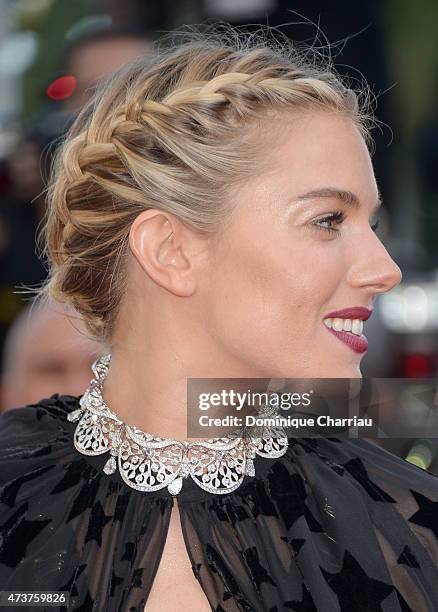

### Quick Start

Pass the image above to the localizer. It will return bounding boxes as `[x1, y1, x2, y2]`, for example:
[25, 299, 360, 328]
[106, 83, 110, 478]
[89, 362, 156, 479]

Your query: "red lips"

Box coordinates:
[324, 306, 373, 321]
[325, 327, 369, 354]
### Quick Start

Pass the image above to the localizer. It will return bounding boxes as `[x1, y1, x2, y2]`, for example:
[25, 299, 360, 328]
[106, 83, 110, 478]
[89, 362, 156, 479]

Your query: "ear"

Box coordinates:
[128, 210, 199, 297]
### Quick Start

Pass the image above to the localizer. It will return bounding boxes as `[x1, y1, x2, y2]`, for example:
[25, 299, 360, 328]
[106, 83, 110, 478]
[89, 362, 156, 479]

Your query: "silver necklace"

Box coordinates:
[67, 354, 289, 496]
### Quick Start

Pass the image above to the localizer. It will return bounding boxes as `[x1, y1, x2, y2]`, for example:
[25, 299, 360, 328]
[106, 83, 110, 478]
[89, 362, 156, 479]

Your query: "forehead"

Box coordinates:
[258, 110, 376, 195]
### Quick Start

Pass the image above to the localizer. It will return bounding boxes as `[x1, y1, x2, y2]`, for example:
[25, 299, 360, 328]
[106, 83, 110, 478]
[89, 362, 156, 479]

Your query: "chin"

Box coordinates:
[341, 364, 363, 378]
[319, 363, 363, 379]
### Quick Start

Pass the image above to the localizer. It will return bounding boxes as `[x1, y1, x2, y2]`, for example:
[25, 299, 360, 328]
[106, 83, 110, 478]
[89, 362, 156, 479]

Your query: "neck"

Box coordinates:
[101, 334, 268, 443]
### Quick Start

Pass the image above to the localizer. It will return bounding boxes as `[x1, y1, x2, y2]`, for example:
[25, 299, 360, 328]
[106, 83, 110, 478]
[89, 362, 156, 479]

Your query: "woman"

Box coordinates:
[1, 23, 438, 612]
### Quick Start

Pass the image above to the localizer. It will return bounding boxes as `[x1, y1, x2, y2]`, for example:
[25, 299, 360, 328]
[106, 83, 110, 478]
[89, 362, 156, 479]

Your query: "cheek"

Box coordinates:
[207, 228, 345, 359]
[205, 231, 336, 351]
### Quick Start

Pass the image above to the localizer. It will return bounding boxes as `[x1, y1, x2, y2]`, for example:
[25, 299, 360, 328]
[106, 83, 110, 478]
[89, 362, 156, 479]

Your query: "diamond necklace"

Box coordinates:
[67, 354, 289, 496]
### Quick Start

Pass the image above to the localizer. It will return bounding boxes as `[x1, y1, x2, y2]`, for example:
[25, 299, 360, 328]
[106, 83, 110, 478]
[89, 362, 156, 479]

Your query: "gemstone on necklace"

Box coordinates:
[167, 476, 183, 495]
[67, 408, 83, 422]
[245, 458, 255, 477]
[103, 455, 117, 475]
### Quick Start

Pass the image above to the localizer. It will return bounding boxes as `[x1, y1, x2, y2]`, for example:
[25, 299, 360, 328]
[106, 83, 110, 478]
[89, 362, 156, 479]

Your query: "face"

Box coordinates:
[65, 36, 153, 111]
[1, 306, 101, 411]
[201, 111, 402, 378]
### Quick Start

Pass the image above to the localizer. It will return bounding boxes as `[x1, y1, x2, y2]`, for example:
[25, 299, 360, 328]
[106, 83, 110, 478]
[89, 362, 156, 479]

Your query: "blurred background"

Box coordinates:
[0, 0, 437, 470]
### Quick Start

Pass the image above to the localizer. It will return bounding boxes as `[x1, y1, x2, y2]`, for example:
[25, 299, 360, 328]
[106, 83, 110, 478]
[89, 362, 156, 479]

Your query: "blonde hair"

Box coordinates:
[36, 22, 376, 345]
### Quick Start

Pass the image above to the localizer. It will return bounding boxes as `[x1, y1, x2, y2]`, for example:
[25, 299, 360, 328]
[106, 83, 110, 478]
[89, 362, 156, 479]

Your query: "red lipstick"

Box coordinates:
[324, 306, 372, 321]
[325, 327, 368, 354]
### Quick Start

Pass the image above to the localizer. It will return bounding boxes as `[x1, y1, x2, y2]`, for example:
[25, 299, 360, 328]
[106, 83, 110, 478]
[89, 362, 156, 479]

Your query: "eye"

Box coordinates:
[311, 210, 345, 236]
[310, 211, 381, 236]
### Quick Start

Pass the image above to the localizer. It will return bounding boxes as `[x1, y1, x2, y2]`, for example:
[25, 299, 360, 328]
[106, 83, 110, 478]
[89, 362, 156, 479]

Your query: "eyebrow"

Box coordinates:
[294, 187, 382, 214]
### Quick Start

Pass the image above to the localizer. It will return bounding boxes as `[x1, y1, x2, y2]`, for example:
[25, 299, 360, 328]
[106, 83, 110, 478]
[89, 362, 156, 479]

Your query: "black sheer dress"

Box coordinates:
[1, 393, 438, 611]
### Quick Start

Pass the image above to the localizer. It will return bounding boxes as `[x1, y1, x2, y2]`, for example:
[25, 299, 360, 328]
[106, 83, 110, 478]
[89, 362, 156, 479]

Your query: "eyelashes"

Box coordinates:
[311, 210, 380, 237]
[312, 210, 345, 235]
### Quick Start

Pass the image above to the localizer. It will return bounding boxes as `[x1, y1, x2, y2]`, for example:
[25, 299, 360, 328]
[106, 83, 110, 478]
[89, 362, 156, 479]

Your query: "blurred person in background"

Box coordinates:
[0, 298, 101, 412]
[0, 24, 155, 378]
[5, 25, 155, 207]
[61, 26, 155, 113]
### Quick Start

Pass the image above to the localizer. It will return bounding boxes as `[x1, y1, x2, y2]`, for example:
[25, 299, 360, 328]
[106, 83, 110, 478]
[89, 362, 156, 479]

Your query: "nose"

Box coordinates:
[346, 236, 403, 295]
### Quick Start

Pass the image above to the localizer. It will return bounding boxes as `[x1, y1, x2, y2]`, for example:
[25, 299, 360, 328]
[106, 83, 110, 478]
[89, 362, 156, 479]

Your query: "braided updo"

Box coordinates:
[36, 22, 376, 345]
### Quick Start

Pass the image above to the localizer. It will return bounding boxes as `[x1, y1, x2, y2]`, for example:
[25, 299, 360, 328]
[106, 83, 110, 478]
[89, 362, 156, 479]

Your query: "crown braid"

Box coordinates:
[36, 25, 374, 345]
